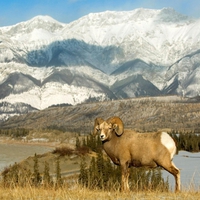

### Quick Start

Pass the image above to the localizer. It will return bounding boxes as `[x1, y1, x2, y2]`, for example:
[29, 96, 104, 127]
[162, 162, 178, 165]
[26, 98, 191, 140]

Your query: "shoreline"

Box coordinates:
[0, 136, 57, 148]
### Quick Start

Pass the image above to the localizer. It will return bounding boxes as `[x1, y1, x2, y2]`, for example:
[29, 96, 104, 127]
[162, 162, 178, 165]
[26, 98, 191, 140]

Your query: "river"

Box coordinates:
[0, 143, 53, 171]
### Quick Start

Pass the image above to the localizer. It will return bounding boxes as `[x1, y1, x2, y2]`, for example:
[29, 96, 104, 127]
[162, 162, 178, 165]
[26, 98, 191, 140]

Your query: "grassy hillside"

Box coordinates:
[1, 96, 200, 133]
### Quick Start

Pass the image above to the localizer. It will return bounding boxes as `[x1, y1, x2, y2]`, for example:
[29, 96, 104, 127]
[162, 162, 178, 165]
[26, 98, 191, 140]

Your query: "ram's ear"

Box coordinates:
[106, 116, 124, 136]
[93, 117, 104, 135]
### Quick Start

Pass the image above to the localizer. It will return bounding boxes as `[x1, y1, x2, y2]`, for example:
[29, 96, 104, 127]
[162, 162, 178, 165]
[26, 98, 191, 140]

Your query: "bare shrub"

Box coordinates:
[52, 146, 74, 156]
[76, 146, 90, 155]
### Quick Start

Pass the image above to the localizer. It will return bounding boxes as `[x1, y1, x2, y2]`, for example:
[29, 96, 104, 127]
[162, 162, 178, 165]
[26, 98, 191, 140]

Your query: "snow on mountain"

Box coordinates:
[62, 8, 197, 67]
[0, 65, 116, 110]
[2, 81, 110, 110]
[1, 15, 64, 40]
[1, 8, 200, 120]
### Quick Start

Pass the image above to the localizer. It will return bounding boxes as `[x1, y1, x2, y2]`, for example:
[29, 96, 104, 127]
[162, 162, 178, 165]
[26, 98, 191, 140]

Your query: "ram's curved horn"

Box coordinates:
[93, 117, 104, 135]
[106, 116, 124, 136]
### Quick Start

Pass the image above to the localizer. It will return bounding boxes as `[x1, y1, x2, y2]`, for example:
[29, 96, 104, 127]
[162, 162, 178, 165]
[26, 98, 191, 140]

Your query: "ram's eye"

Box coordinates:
[96, 128, 100, 132]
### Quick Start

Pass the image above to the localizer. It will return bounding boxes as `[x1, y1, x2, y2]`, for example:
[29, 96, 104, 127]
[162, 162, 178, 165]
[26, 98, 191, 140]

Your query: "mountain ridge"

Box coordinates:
[1, 8, 200, 121]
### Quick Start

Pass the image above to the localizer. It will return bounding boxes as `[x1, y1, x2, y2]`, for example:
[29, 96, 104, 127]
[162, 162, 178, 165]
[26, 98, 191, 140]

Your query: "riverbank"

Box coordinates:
[0, 136, 59, 147]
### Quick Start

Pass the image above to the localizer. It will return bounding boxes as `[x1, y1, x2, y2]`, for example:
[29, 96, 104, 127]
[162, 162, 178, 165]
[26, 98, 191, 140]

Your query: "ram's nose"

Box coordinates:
[100, 134, 105, 140]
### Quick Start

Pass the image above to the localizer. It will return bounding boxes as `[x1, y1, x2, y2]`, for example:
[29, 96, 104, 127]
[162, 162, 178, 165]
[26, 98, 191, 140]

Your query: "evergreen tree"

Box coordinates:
[76, 136, 81, 149]
[96, 150, 105, 189]
[1, 167, 10, 187]
[11, 162, 19, 186]
[32, 153, 41, 186]
[88, 157, 97, 188]
[43, 161, 51, 187]
[55, 158, 63, 187]
[79, 157, 88, 187]
[82, 137, 86, 147]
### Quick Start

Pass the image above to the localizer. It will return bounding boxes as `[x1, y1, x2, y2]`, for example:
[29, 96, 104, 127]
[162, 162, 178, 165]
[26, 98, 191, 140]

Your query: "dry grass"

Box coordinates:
[2, 96, 200, 133]
[0, 185, 200, 200]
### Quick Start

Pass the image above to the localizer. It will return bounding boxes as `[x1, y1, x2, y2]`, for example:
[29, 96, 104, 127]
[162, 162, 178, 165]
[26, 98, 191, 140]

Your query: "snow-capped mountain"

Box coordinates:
[1, 8, 200, 121]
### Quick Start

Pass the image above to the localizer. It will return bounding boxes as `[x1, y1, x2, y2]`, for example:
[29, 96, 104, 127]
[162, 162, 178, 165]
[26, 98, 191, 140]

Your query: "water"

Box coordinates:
[0, 143, 53, 171]
[162, 150, 200, 191]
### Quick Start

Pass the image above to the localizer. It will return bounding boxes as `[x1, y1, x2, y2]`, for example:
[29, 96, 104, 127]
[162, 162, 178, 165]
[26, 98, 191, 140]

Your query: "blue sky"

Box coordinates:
[1, 0, 200, 27]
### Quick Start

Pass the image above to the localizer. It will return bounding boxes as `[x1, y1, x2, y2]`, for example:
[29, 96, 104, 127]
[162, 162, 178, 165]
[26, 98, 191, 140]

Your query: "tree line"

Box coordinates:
[78, 150, 169, 191]
[78, 134, 169, 191]
[169, 130, 200, 152]
[0, 128, 29, 138]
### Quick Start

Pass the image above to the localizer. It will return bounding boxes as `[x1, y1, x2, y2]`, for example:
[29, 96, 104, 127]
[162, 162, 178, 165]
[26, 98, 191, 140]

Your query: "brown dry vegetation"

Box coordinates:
[0, 185, 200, 200]
[1, 96, 200, 134]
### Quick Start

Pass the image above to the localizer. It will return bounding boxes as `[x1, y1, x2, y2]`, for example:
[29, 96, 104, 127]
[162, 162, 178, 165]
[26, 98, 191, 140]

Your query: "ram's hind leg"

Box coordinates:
[162, 161, 180, 192]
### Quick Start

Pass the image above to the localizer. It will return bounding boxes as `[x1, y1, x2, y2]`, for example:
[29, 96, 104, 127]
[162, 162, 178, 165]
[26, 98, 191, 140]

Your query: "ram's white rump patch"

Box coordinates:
[161, 132, 176, 159]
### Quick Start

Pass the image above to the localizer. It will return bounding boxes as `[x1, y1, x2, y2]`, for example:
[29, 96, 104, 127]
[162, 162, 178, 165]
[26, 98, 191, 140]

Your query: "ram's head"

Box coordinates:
[93, 116, 124, 141]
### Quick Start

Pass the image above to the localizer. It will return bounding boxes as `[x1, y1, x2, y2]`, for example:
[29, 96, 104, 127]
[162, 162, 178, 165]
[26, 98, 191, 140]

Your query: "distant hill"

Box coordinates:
[1, 96, 200, 133]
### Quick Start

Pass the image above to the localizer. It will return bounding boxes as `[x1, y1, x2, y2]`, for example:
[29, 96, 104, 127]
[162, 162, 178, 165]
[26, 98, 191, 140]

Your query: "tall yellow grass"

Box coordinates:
[0, 184, 199, 200]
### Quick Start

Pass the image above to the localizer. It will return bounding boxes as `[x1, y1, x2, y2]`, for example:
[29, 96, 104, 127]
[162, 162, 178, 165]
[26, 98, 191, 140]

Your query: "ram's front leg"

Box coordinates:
[121, 163, 130, 191]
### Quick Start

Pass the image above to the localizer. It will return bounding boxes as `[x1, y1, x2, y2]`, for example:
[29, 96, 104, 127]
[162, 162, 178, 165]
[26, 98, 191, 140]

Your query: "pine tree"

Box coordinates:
[79, 157, 88, 187]
[11, 162, 19, 186]
[76, 136, 81, 149]
[55, 158, 63, 187]
[88, 157, 98, 189]
[32, 153, 41, 186]
[96, 150, 104, 189]
[43, 161, 51, 187]
[1, 167, 10, 187]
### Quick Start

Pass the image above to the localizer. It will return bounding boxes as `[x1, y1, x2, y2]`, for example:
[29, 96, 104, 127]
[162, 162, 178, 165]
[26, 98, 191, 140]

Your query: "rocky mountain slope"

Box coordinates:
[1, 8, 200, 121]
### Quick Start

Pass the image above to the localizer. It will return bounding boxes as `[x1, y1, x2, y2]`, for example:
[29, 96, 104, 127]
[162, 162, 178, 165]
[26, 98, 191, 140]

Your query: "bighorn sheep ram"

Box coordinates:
[93, 116, 180, 192]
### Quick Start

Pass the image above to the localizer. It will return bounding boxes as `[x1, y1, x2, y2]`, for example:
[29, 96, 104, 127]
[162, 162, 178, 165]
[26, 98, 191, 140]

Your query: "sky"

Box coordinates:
[1, 0, 200, 27]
